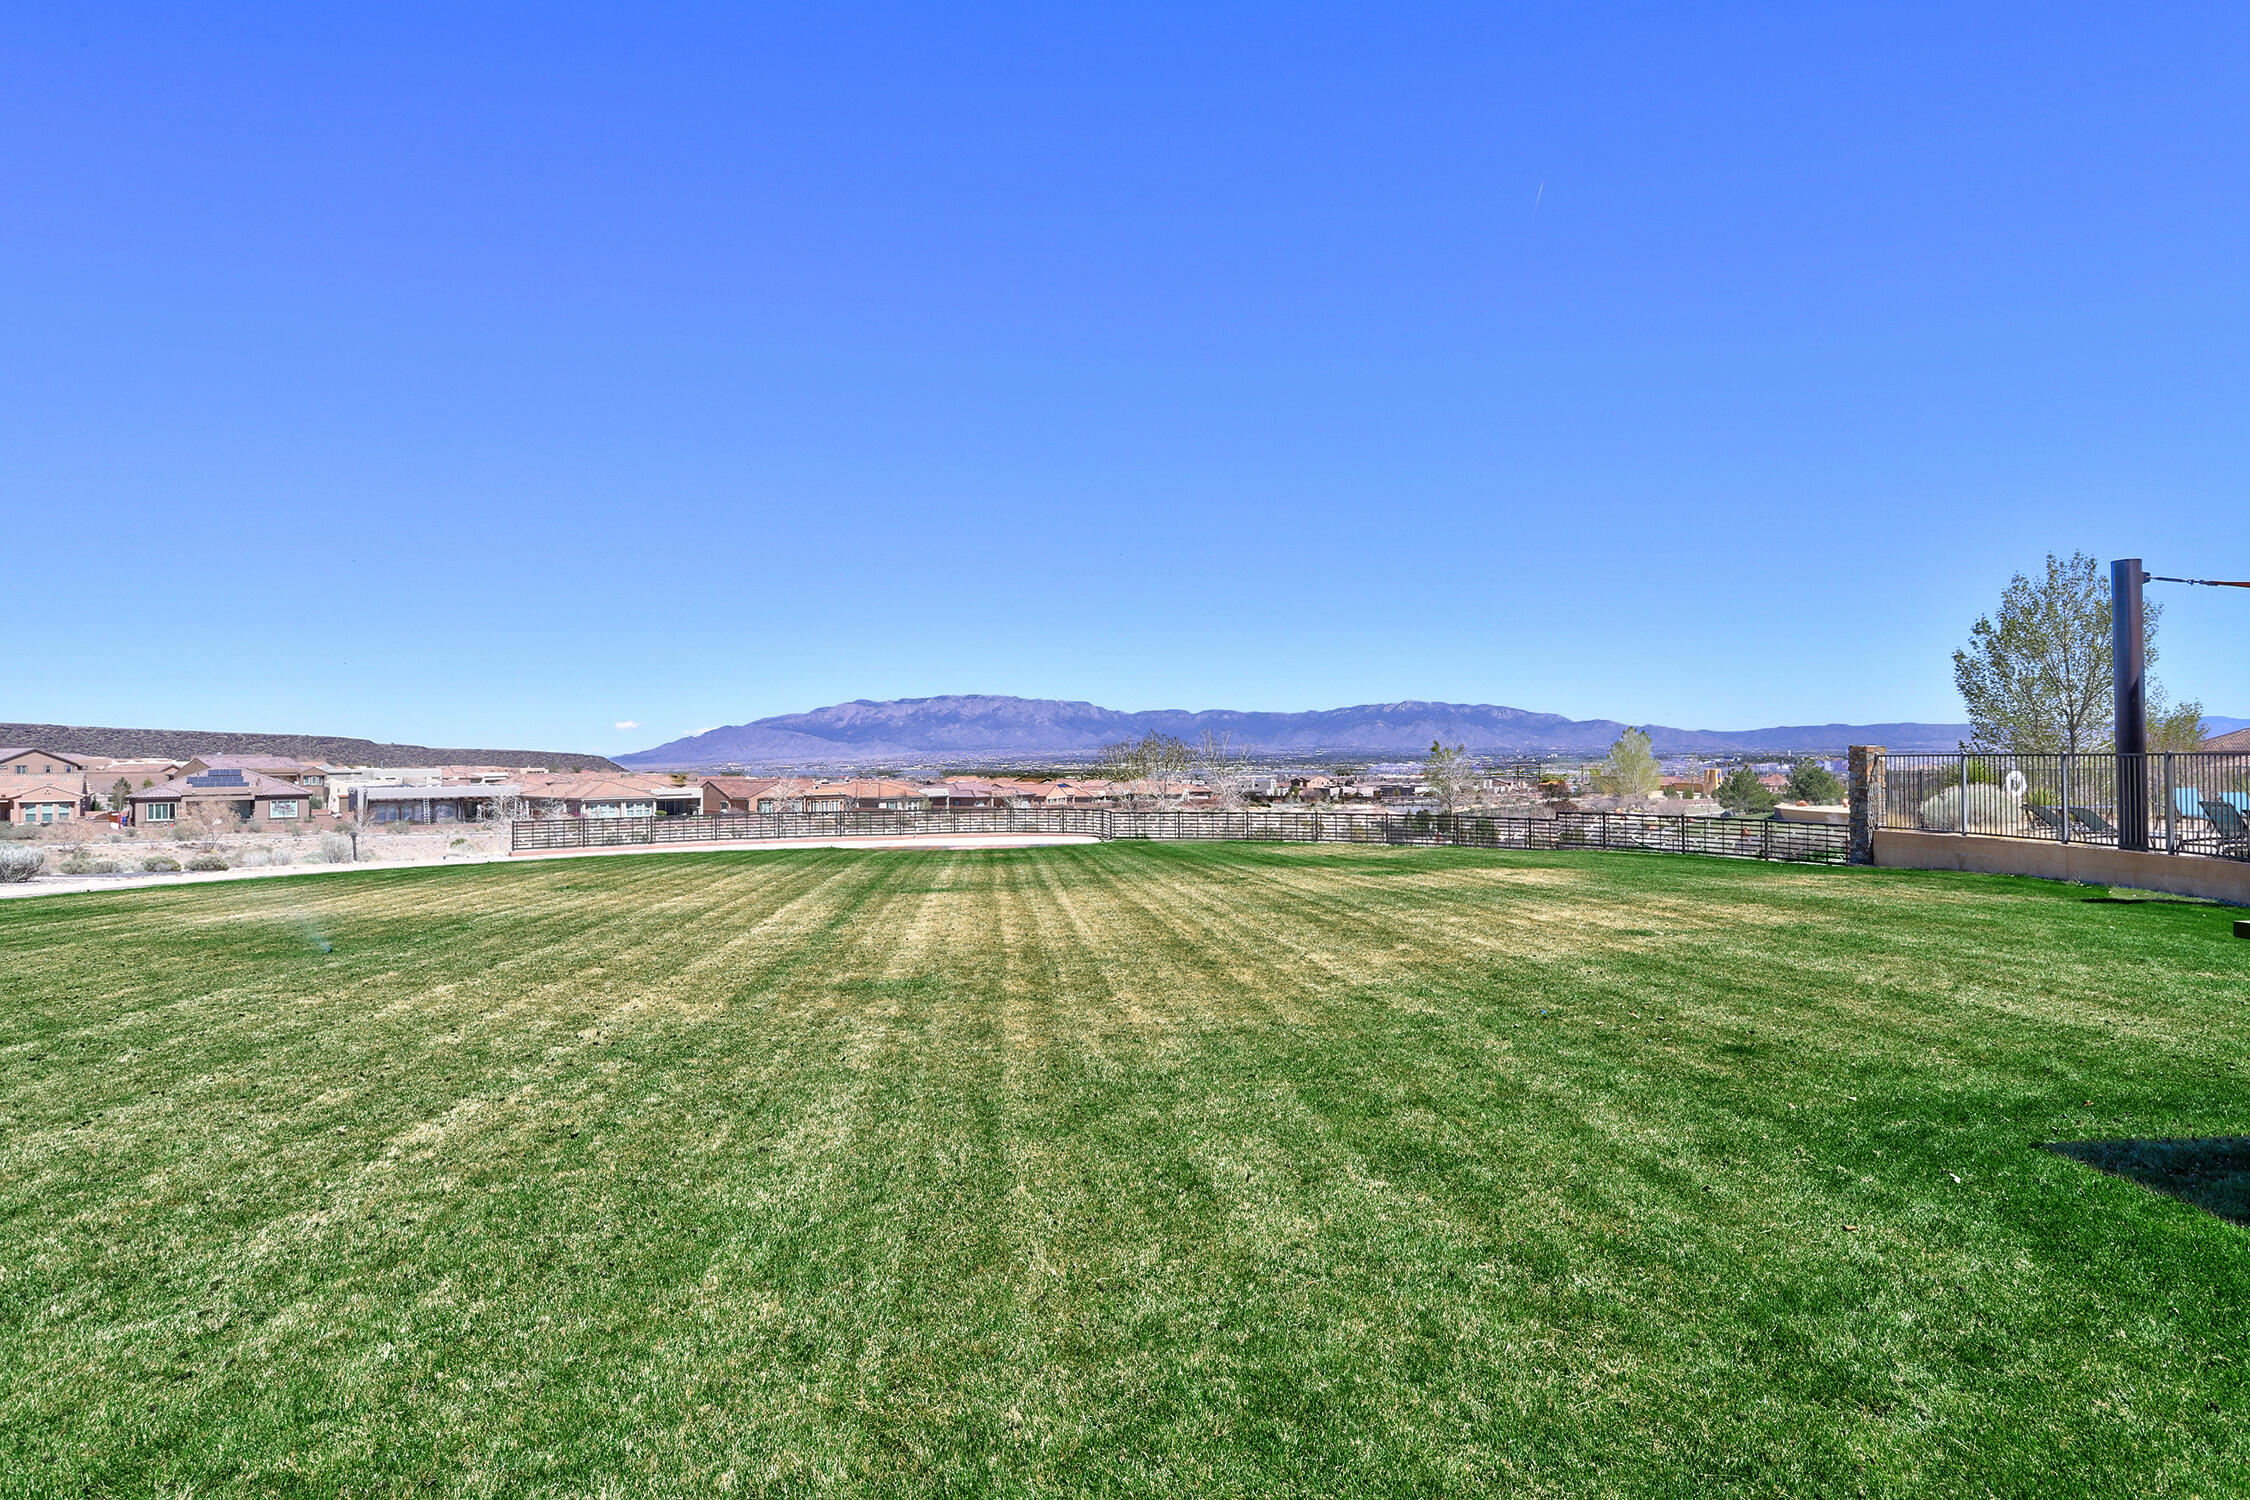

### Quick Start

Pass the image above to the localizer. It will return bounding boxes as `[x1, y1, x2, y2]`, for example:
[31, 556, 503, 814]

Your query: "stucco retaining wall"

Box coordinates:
[1872, 829, 2250, 906]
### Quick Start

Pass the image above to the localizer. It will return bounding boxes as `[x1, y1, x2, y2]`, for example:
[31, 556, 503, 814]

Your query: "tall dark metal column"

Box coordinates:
[2111, 557, 2148, 851]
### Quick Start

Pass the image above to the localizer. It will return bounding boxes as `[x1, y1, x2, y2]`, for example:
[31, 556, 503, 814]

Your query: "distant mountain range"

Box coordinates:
[2, 722, 622, 772]
[618, 696, 1988, 769]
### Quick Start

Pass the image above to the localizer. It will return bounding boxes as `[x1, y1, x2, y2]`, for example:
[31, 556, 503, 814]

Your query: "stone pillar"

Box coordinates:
[1848, 745, 1885, 866]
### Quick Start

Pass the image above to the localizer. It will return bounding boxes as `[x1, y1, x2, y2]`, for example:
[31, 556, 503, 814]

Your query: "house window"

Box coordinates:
[144, 802, 176, 822]
[270, 800, 300, 819]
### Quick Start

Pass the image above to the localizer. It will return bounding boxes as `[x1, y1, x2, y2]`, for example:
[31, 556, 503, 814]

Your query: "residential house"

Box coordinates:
[1, 746, 92, 787]
[85, 758, 185, 809]
[923, 778, 1002, 809]
[1038, 778, 1120, 806]
[0, 746, 92, 823]
[179, 755, 331, 809]
[129, 767, 318, 828]
[619, 775, 705, 817]
[701, 776, 781, 814]
[1, 780, 88, 826]
[2201, 727, 2250, 754]
[821, 778, 929, 811]
[521, 775, 663, 819]
[357, 783, 522, 824]
[746, 779, 831, 813]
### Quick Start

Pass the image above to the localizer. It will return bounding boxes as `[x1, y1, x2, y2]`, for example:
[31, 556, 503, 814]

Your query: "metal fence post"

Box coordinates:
[1958, 752, 1970, 836]
[2059, 754, 2072, 845]
[2164, 753, 2176, 854]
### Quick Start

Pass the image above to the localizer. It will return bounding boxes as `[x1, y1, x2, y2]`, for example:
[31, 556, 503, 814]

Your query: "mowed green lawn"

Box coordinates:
[2, 843, 2246, 1497]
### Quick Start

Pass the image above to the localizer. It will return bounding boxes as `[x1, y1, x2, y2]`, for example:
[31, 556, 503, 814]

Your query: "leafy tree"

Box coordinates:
[1952, 551, 2170, 753]
[1784, 760, 1845, 804]
[1715, 767, 1778, 814]
[1423, 741, 1476, 814]
[1592, 729, 1662, 798]
[2148, 690, 2208, 753]
[109, 778, 133, 813]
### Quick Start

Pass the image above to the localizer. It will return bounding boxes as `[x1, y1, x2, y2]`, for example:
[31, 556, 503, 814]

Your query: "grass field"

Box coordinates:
[2, 842, 2246, 1496]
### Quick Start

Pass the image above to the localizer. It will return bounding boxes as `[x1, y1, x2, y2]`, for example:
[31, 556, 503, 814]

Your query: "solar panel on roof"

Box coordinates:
[188, 769, 247, 786]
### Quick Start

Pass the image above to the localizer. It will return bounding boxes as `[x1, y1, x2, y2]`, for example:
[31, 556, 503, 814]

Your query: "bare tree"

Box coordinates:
[1194, 730, 1252, 811]
[1101, 732, 1193, 810]
[1423, 740, 1477, 815]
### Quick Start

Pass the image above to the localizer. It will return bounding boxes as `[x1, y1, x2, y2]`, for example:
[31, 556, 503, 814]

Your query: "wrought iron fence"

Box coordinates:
[1878, 751, 2250, 860]
[509, 806, 1850, 864]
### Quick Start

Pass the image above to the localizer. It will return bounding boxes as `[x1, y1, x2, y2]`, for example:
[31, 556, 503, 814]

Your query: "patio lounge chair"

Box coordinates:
[2025, 803, 2069, 836]
[2173, 786, 2210, 822]
[2067, 805, 2117, 839]
[2198, 798, 2250, 857]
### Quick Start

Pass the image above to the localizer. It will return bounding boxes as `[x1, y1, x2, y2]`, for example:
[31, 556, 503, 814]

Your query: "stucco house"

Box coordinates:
[0, 780, 87, 826]
[128, 767, 317, 828]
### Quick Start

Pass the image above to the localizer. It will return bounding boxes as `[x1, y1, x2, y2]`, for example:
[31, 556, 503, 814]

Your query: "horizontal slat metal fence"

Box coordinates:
[510, 805, 1849, 864]
[508, 807, 1107, 850]
[1879, 750, 2250, 860]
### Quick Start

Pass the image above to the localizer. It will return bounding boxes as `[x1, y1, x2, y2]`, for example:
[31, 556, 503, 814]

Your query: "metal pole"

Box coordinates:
[1959, 752, 1970, 836]
[2113, 558, 2148, 850]
[2059, 754, 2071, 845]
[2164, 752, 2176, 855]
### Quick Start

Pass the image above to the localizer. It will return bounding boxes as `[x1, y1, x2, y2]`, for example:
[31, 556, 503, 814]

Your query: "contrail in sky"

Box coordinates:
[1534, 180, 1544, 212]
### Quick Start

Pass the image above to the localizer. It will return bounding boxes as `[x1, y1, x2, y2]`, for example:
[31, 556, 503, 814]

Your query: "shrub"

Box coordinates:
[320, 832, 355, 863]
[141, 855, 182, 872]
[58, 849, 97, 875]
[239, 848, 272, 868]
[1918, 783, 2016, 834]
[185, 853, 229, 872]
[91, 860, 121, 874]
[0, 845, 47, 882]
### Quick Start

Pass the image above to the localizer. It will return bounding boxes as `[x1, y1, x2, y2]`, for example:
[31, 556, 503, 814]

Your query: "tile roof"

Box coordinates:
[1, 781, 83, 803]
[185, 754, 316, 774]
[131, 768, 309, 801]
[702, 776, 782, 798]
[0, 747, 90, 768]
[358, 782, 522, 802]
[523, 775, 660, 803]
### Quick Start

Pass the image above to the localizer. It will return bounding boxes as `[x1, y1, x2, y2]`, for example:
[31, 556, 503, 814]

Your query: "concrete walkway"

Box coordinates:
[0, 833, 1103, 902]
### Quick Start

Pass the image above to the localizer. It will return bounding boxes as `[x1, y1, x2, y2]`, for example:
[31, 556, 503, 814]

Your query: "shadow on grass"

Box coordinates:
[2043, 1138, 2250, 1225]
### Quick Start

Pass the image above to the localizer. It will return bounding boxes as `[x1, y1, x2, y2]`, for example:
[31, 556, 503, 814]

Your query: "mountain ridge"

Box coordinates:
[618, 695, 1981, 769]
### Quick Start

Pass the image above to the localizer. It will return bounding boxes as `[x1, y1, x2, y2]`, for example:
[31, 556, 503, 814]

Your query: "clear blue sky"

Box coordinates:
[9, 5, 2247, 755]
